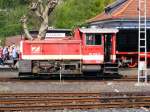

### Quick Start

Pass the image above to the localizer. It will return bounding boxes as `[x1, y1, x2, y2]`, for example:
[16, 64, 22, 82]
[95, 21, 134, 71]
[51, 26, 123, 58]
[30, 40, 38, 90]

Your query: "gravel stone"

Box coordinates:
[0, 81, 149, 93]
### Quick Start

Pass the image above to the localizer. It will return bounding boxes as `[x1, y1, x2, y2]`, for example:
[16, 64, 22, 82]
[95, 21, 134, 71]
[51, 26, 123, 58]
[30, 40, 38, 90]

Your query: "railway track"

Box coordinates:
[0, 74, 148, 82]
[0, 92, 150, 111]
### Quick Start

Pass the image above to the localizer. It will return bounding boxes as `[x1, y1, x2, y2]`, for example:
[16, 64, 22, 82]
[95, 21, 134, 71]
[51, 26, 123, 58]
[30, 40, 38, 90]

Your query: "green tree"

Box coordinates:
[0, 0, 29, 8]
[0, 2, 28, 39]
[0, 0, 114, 40]
[51, 0, 114, 28]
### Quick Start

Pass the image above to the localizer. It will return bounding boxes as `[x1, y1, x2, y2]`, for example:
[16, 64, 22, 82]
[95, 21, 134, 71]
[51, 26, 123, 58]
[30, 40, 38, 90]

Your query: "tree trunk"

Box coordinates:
[37, 0, 58, 40]
[21, 16, 33, 39]
[37, 18, 48, 39]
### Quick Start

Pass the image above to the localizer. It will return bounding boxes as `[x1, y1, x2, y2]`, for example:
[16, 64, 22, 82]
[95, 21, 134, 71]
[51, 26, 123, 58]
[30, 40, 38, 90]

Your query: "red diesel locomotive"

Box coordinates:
[18, 28, 119, 78]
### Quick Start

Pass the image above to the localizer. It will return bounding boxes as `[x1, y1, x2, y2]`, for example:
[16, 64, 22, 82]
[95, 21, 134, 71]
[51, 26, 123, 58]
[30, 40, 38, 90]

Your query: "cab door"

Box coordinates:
[104, 34, 112, 62]
[82, 33, 104, 64]
[104, 34, 116, 63]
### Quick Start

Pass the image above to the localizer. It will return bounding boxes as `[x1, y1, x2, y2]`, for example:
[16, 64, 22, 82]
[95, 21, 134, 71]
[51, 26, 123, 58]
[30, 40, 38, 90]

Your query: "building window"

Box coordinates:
[86, 34, 102, 45]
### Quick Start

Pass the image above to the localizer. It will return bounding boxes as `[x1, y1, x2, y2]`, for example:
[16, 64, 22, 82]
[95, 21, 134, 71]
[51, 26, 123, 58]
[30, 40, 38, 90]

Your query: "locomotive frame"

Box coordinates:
[18, 28, 119, 78]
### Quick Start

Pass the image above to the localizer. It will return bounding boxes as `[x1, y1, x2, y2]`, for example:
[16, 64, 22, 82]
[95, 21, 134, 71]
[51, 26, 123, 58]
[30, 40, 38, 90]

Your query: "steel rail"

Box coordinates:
[0, 93, 150, 111]
[0, 92, 150, 97]
[0, 102, 150, 111]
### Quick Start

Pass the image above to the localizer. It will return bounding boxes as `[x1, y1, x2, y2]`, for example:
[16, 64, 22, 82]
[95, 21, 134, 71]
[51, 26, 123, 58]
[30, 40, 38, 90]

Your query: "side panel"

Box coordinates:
[82, 34, 104, 64]
[21, 40, 82, 60]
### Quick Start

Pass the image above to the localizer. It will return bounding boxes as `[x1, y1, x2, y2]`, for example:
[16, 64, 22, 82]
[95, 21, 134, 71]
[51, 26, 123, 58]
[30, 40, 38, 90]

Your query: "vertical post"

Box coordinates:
[111, 34, 116, 63]
[59, 66, 62, 82]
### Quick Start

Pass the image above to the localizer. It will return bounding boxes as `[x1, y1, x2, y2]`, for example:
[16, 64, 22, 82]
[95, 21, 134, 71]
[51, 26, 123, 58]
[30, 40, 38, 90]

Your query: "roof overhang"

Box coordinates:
[79, 28, 118, 33]
[89, 19, 150, 29]
[89, 18, 150, 24]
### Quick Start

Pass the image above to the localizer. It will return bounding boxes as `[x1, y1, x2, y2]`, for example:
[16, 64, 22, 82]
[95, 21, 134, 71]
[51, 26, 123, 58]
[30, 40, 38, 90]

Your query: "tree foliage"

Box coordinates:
[52, 0, 114, 28]
[0, 0, 28, 40]
[0, 0, 29, 8]
[0, 0, 114, 39]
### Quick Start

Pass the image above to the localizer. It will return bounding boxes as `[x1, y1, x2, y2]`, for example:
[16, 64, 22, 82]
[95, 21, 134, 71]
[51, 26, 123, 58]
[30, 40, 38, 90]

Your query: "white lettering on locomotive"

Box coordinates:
[31, 46, 41, 54]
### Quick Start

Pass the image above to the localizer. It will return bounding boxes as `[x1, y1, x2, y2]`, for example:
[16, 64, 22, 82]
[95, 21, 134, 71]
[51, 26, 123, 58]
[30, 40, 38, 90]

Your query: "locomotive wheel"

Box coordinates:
[127, 58, 137, 68]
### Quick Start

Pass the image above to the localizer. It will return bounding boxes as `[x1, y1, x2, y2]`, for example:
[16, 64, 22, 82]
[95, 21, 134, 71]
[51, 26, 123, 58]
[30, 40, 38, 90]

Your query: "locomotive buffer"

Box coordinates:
[138, 0, 148, 83]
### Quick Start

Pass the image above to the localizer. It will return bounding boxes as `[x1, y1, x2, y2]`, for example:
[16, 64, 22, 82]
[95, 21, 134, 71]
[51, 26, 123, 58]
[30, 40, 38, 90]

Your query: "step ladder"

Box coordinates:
[103, 62, 118, 74]
[138, 0, 147, 83]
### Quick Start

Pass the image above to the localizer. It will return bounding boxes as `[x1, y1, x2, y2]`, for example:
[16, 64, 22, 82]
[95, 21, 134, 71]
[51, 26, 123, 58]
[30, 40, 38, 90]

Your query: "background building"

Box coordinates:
[87, 0, 150, 53]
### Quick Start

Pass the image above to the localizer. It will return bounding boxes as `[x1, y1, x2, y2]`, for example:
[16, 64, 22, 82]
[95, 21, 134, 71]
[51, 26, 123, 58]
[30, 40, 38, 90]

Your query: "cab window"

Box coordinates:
[86, 34, 102, 45]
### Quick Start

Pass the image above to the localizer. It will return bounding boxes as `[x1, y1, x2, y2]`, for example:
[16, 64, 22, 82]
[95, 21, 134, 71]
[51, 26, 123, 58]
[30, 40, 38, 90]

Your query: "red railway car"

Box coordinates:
[18, 28, 119, 78]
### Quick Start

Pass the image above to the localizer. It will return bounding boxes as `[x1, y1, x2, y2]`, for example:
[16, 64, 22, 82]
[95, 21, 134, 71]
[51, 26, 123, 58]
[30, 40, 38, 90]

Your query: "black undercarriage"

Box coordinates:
[18, 60, 120, 78]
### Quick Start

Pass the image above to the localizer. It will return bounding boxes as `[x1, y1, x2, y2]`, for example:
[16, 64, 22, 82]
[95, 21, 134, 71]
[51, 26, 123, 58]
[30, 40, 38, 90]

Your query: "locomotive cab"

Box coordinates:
[79, 28, 118, 74]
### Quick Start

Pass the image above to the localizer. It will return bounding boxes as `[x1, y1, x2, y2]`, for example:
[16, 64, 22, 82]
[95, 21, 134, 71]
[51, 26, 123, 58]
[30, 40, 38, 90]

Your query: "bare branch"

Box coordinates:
[35, 11, 43, 20]
[38, 0, 44, 13]
[21, 0, 59, 40]
[30, 1, 43, 21]
[20, 15, 33, 39]
[47, 0, 58, 15]
[30, 2, 38, 11]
